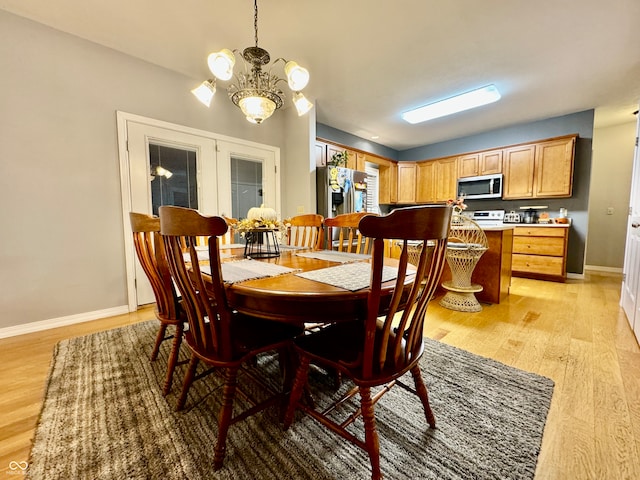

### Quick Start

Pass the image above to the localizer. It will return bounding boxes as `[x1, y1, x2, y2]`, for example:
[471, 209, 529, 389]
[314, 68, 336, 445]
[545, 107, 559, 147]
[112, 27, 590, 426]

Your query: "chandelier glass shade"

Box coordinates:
[191, 0, 312, 124]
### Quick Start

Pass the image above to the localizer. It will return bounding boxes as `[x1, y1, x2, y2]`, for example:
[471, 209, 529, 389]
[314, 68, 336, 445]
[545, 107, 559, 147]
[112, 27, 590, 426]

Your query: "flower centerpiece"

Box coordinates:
[446, 196, 467, 213]
[235, 204, 289, 236]
[235, 204, 291, 258]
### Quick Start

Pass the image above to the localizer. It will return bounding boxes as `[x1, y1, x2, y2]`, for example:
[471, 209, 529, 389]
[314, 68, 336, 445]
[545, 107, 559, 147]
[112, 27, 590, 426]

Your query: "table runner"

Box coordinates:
[295, 250, 371, 263]
[201, 259, 299, 284]
[296, 261, 397, 291]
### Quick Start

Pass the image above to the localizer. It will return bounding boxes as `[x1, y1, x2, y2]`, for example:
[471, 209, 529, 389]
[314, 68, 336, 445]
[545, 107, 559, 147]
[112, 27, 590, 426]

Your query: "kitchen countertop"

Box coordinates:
[483, 222, 571, 230]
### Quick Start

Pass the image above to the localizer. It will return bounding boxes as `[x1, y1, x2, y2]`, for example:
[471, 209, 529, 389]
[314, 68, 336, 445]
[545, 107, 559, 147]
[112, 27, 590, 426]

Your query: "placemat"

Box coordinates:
[296, 262, 397, 291]
[183, 250, 232, 261]
[295, 250, 371, 263]
[201, 259, 298, 284]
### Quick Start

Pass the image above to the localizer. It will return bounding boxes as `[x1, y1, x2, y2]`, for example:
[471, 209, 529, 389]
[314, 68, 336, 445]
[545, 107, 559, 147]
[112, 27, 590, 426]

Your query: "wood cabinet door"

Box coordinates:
[458, 154, 479, 178]
[326, 145, 356, 170]
[534, 137, 575, 197]
[480, 150, 503, 174]
[416, 161, 436, 202]
[434, 157, 458, 202]
[397, 162, 416, 203]
[315, 141, 327, 167]
[503, 144, 535, 199]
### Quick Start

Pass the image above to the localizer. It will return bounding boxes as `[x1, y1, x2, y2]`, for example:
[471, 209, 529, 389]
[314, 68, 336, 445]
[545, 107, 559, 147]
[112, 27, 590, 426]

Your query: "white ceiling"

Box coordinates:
[2, 0, 639, 150]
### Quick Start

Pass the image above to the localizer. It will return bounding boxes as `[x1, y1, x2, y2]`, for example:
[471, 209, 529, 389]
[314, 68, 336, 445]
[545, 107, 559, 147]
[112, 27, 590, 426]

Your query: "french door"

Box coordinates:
[118, 112, 280, 309]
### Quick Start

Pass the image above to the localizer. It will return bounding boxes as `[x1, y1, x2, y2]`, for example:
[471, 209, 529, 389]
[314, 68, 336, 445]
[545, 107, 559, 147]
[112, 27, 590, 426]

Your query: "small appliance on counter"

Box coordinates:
[519, 206, 548, 224]
[468, 209, 505, 227]
[503, 210, 521, 223]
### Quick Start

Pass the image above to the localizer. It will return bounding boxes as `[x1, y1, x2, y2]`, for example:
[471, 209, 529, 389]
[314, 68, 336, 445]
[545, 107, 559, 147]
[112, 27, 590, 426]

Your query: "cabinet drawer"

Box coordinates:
[512, 254, 564, 276]
[514, 226, 567, 238]
[513, 236, 565, 256]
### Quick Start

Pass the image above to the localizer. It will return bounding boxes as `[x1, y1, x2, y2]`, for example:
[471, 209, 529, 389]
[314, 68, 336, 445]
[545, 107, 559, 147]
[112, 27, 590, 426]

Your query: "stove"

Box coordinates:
[468, 210, 505, 227]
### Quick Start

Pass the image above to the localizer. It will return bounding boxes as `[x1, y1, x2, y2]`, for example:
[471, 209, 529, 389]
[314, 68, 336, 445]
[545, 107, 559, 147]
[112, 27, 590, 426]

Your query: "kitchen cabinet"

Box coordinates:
[503, 135, 576, 200]
[416, 161, 435, 203]
[512, 225, 569, 281]
[434, 157, 458, 201]
[315, 141, 328, 167]
[317, 139, 397, 205]
[415, 157, 457, 203]
[326, 144, 357, 171]
[378, 160, 397, 204]
[458, 149, 503, 178]
[397, 162, 416, 203]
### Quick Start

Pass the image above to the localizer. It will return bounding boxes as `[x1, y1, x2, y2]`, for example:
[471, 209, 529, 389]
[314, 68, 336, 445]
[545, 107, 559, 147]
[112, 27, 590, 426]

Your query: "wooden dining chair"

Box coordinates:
[129, 212, 185, 396]
[283, 204, 452, 480]
[158, 205, 303, 470]
[286, 213, 324, 249]
[324, 211, 374, 253]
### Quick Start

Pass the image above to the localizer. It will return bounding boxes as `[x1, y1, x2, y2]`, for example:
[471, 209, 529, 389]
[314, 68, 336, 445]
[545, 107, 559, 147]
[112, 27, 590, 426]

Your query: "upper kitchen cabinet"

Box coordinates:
[326, 144, 358, 170]
[315, 141, 328, 167]
[534, 136, 576, 197]
[458, 150, 503, 178]
[433, 157, 458, 202]
[397, 162, 417, 203]
[503, 144, 536, 198]
[377, 159, 397, 204]
[503, 135, 576, 200]
[416, 157, 458, 202]
[416, 161, 436, 203]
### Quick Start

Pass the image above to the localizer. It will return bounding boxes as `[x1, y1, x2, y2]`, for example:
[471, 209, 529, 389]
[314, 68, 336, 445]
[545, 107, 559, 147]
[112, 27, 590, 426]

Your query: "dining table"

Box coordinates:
[203, 243, 414, 327]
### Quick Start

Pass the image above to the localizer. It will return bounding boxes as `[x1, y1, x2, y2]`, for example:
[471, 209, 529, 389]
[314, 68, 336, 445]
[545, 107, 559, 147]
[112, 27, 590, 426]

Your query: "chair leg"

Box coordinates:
[213, 366, 239, 471]
[162, 323, 184, 396]
[151, 323, 168, 361]
[410, 365, 436, 428]
[283, 355, 310, 430]
[360, 386, 382, 480]
[176, 355, 198, 411]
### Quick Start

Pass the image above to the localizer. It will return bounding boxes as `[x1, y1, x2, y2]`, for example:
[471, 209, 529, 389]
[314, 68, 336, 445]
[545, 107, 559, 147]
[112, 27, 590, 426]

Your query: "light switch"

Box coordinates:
[297, 206, 305, 214]
[607, 207, 614, 215]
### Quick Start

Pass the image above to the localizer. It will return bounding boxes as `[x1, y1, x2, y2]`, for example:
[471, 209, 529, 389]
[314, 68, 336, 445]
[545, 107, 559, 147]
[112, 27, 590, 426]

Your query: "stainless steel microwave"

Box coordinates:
[457, 173, 503, 200]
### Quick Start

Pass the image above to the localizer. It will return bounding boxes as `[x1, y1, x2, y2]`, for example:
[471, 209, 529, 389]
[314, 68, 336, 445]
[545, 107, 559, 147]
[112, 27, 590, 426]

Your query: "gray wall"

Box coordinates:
[319, 110, 596, 275]
[588, 121, 636, 268]
[0, 10, 312, 330]
[317, 123, 399, 160]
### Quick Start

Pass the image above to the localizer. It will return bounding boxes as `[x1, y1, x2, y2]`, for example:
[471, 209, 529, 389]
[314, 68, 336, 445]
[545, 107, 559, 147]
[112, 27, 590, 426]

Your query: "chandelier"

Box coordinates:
[191, 0, 313, 125]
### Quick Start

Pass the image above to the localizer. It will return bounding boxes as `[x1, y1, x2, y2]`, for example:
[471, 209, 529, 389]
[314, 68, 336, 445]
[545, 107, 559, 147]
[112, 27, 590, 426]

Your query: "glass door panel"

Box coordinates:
[149, 143, 198, 215]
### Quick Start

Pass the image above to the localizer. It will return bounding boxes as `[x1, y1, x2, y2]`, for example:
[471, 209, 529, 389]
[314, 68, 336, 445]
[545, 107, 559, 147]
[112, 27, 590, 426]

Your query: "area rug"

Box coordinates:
[28, 321, 554, 480]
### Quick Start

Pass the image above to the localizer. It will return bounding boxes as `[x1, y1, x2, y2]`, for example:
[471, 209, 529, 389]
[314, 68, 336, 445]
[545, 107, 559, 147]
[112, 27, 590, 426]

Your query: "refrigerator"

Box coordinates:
[316, 166, 369, 218]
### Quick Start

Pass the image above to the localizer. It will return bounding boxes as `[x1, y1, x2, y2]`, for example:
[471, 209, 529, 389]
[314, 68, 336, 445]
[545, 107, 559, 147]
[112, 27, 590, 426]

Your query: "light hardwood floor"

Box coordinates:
[1, 272, 639, 479]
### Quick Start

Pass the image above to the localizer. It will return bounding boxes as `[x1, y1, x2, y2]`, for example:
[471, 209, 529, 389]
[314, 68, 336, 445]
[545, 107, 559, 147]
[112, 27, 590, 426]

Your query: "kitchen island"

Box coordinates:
[439, 225, 514, 305]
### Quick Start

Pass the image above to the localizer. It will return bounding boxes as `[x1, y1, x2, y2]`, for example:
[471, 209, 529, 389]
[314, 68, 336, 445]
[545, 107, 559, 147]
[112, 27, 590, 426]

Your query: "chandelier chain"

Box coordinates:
[253, 0, 259, 48]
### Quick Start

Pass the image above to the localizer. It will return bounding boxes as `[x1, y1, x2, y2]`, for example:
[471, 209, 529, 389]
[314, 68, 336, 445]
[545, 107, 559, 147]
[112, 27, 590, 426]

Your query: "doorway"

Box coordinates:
[117, 112, 280, 310]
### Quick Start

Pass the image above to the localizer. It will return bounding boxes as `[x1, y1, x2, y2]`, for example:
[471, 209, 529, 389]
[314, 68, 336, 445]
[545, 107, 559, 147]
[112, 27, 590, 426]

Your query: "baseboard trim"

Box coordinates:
[0, 305, 130, 339]
[584, 265, 624, 274]
[567, 272, 585, 280]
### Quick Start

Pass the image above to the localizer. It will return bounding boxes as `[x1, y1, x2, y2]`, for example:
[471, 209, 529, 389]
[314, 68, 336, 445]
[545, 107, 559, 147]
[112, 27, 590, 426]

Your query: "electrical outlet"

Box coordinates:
[296, 206, 305, 214]
[607, 207, 614, 215]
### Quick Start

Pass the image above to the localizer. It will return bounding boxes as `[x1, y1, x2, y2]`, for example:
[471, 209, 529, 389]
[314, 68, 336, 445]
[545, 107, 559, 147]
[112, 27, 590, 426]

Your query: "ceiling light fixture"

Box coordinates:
[401, 84, 501, 124]
[191, 0, 312, 124]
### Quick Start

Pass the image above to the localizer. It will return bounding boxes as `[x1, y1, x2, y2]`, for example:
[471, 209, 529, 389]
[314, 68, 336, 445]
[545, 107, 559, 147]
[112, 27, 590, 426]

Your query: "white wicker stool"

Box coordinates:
[439, 215, 488, 312]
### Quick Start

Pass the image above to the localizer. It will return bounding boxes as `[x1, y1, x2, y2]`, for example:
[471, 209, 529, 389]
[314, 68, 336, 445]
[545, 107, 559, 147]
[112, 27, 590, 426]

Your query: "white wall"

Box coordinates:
[587, 120, 637, 269]
[0, 10, 313, 331]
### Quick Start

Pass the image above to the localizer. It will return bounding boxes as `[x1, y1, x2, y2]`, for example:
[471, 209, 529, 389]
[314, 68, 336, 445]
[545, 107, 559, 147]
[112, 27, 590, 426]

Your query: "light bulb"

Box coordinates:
[293, 92, 313, 116]
[284, 61, 310, 91]
[207, 49, 235, 81]
[191, 80, 216, 107]
[239, 96, 277, 124]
